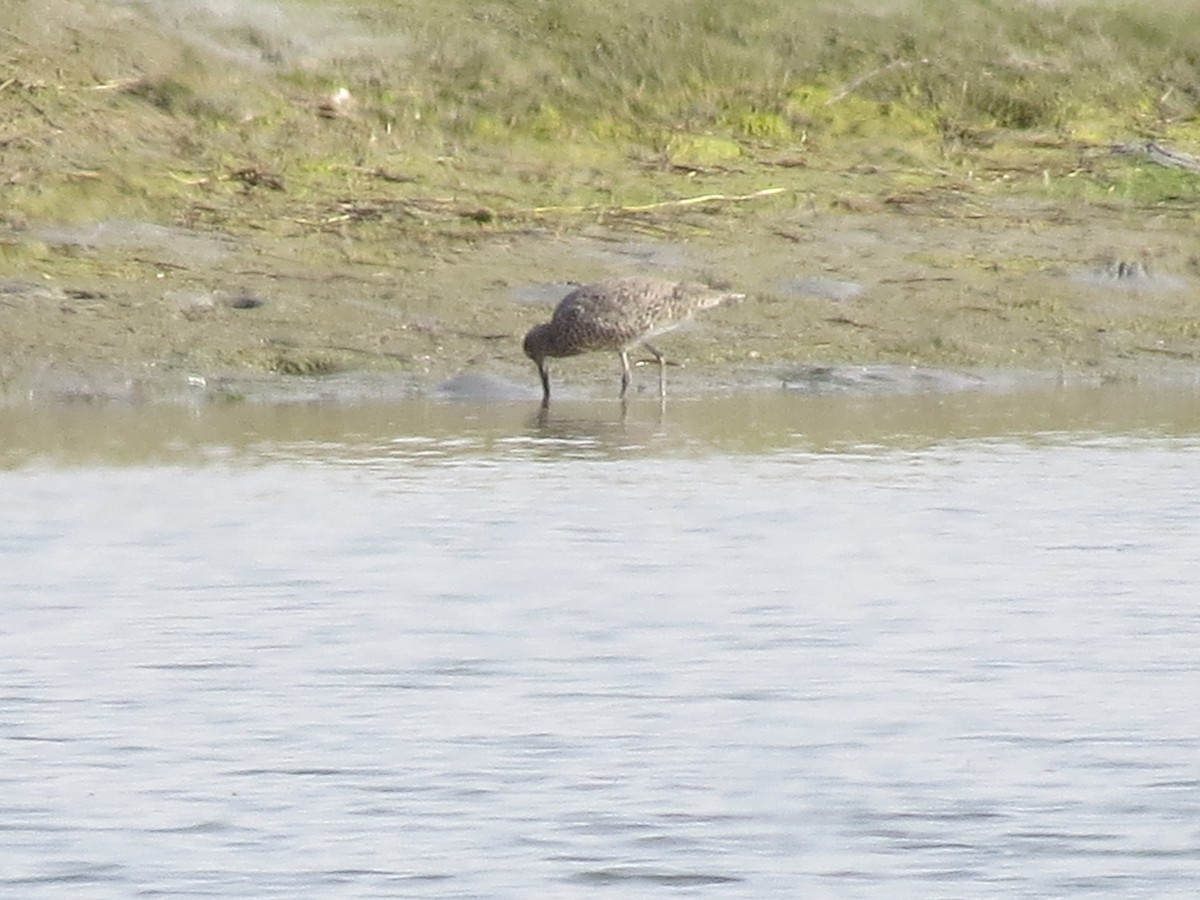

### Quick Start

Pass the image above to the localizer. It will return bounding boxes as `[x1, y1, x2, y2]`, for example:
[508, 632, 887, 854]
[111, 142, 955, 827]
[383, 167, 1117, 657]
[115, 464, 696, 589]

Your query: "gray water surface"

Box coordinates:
[3, 385, 1199, 898]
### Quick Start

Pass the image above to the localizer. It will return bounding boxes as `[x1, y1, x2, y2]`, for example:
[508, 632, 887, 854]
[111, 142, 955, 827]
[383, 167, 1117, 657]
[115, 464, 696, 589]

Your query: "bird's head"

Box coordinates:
[522, 323, 549, 363]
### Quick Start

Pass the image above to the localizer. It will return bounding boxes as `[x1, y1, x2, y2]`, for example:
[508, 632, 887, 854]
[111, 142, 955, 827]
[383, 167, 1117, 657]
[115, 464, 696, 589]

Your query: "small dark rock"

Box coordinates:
[228, 292, 265, 310]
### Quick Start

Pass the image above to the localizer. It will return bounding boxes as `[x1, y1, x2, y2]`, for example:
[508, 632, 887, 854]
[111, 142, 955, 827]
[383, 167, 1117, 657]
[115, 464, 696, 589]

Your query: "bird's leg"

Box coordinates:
[619, 349, 632, 398]
[643, 343, 666, 398]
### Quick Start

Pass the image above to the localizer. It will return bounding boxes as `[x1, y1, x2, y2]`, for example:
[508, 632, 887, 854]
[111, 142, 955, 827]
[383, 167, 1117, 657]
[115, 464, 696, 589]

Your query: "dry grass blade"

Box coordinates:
[532, 187, 787, 215]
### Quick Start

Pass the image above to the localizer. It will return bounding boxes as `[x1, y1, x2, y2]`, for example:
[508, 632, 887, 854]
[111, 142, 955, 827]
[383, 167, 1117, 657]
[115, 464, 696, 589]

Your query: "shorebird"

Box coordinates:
[522, 275, 744, 404]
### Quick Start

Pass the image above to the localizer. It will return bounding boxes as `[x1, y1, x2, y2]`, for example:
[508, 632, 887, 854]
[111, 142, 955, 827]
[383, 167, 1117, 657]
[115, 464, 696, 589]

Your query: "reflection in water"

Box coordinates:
[2, 380, 1199, 469]
[2, 384, 1200, 896]
[527, 401, 665, 457]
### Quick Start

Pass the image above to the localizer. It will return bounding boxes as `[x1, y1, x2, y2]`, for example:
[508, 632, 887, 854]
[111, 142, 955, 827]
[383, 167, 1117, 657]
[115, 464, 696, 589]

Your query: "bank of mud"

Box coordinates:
[2, 199, 1198, 406]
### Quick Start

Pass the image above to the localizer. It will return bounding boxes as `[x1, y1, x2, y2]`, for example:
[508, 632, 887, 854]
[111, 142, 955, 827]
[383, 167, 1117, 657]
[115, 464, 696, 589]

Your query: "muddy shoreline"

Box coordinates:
[2, 199, 1198, 407]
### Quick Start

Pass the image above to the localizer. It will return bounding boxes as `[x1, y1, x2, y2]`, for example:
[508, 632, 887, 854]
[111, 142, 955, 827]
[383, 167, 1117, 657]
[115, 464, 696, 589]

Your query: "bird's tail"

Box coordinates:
[683, 281, 747, 310]
[703, 290, 745, 309]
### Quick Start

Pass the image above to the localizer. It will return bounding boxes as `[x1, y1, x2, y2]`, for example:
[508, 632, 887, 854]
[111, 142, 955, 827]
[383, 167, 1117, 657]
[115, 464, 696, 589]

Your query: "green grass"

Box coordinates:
[347, 0, 1200, 142]
[2, 0, 1198, 229]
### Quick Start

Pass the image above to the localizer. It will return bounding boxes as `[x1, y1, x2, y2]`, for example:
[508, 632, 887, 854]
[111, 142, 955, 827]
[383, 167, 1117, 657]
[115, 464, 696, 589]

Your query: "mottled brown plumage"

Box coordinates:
[523, 275, 744, 403]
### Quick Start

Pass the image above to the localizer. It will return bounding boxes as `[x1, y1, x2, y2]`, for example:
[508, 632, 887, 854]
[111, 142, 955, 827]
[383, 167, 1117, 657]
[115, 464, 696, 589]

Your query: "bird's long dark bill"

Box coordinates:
[537, 362, 551, 404]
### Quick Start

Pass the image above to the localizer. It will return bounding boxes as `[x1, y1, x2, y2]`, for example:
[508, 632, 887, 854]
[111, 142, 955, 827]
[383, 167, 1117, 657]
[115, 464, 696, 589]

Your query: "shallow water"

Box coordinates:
[3, 384, 1200, 898]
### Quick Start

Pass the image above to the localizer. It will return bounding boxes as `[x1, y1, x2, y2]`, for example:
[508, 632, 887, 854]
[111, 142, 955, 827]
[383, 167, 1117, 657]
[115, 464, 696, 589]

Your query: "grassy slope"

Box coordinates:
[1, 0, 1198, 235]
